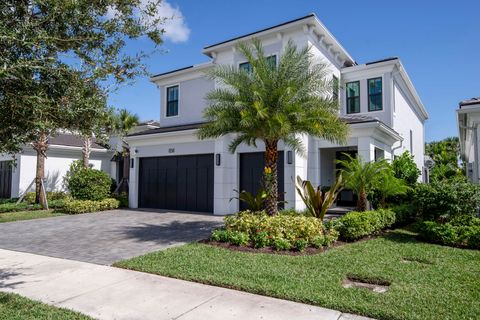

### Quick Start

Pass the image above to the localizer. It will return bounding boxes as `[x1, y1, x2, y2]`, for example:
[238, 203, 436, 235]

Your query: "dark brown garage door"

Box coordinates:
[138, 154, 214, 213]
[0, 161, 12, 199]
[239, 152, 284, 210]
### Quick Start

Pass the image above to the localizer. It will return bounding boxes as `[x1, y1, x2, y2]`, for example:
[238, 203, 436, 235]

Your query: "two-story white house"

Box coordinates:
[126, 13, 428, 215]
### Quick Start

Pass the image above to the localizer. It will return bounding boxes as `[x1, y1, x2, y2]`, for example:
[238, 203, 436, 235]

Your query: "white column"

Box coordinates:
[357, 137, 375, 162]
[284, 134, 309, 211]
[213, 135, 238, 215]
[307, 136, 320, 187]
[128, 154, 139, 208]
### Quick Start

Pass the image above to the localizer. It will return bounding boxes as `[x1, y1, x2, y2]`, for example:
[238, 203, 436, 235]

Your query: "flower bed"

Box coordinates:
[210, 211, 338, 252]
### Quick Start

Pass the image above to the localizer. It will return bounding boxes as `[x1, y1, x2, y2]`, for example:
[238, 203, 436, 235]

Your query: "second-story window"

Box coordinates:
[239, 55, 276, 72]
[166, 85, 179, 117]
[346, 81, 360, 114]
[368, 77, 383, 111]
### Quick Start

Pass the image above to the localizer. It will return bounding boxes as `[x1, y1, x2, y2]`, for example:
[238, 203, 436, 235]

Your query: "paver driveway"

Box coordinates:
[0, 209, 223, 265]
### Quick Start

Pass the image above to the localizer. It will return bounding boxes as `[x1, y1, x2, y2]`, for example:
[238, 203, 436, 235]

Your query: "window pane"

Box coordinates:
[239, 62, 251, 72]
[266, 55, 276, 69]
[368, 78, 382, 111]
[346, 81, 360, 98]
[166, 86, 179, 117]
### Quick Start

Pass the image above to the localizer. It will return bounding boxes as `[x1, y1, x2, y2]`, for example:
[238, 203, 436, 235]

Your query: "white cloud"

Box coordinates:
[106, 0, 190, 43]
[157, 1, 190, 43]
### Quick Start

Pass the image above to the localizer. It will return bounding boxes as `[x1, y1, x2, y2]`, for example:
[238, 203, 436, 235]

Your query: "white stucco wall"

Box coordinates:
[392, 80, 425, 177]
[15, 148, 111, 196]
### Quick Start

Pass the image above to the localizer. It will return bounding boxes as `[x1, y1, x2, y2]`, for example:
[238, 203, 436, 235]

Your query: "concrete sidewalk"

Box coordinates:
[0, 249, 372, 320]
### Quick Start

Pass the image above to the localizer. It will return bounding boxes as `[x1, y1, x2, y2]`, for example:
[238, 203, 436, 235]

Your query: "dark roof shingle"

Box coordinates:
[48, 133, 105, 149]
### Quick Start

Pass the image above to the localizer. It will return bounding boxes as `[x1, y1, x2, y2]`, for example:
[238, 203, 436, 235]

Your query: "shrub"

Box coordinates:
[24, 191, 69, 204]
[272, 238, 292, 251]
[413, 181, 480, 220]
[293, 239, 308, 252]
[219, 211, 334, 250]
[392, 151, 420, 186]
[61, 198, 119, 214]
[418, 216, 480, 249]
[252, 230, 270, 248]
[113, 192, 129, 207]
[65, 168, 112, 201]
[229, 231, 250, 246]
[0, 202, 42, 213]
[334, 209, 396, 241]
[391, 203, 416, 226]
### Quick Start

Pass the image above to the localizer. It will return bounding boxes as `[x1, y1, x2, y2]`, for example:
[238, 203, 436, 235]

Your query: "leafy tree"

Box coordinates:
[0, 0, 165, 206]
[392, 151, 420, 185]
[336, 154, 389, 211]
[425, 137, 464, 182]
[198, 39, 348, 215]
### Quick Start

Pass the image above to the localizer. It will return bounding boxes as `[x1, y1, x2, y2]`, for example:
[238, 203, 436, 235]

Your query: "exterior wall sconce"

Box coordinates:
[216, 154, 221, 166]
[287, 150, 293, 164]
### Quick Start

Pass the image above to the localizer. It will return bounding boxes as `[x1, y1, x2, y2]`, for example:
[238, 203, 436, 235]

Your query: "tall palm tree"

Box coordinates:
[198, 39, 348, 215]
[337, 153, 389, 211]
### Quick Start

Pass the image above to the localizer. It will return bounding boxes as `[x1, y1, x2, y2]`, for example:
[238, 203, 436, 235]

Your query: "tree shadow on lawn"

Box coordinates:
[116, 219, 223, 245]
[380, 228, 421, 245]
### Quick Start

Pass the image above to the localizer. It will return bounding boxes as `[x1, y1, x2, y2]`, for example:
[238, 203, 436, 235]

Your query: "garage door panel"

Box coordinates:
[139, 154, 214, 213]
[239, 152, 284, 211]
[0, 161, 12, 199]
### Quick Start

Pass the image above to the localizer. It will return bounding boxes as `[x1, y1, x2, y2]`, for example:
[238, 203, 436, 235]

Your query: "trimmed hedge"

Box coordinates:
[212, 211, 338, 251]
[24, 191, 68, 204]
[65, 168, 112, 201]
[62, 198, 120, 214]
[413, 181, 480, 220]
[333, 209, 396, 241]
[418, 215, 480, 249]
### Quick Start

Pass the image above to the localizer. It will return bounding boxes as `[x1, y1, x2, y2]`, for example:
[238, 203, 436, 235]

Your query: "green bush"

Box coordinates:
[334, 209, 396, 241]
[215, 211, 338, 251]
[61, 198, 119, 214]
[252, 230, 270, 248]
[65, 167, 112, 201]
[392, 151, 420, 186]
[418, 215, 480, 249]
[413, 181, 480, 220]
[24, 191, 69, 204]
[272, 238, 292, 251]
[293, 239, 308, 252]
[0, 202, 42, 213]
[113, 192, 129, 207]
[391, 203, 416, 226]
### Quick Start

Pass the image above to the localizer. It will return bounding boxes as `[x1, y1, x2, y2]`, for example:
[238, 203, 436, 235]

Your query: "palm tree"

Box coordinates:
[336, 153, 389, 211]
[198, 39, 348, 215]
[375, 169, 409, 208]
[112, 108, 140, 192]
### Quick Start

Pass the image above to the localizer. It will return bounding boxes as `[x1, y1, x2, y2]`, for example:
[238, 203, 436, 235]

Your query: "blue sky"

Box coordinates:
[108, 0, 480, 142]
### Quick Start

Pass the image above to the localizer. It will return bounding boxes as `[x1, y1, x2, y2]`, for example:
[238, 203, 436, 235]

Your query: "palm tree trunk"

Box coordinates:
[264, 139, 279, 216]
[32, 132, 48, 209]
[357, 188, 368, 211]
[82, 136, 92, 168]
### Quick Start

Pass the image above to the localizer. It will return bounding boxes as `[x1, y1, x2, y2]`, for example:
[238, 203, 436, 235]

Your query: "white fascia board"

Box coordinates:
[341, 62, 395, 80]
[126, 129, 216, 147]
[149, 62, 213, 84]
[47, 144, 108, 152]
[349, 122, 402, 144]
[457, 104, 480, 114]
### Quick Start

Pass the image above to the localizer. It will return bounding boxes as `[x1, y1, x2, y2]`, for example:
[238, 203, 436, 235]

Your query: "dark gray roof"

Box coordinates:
[151, 65, 194, 78]
[203, 14, 315, 50]
[365, 57, 398, 65]
[459, 97, 480, 107]
[128, 116, 388, 137]
[48, 133, 105, 149]
[340, 114, 380, 124]
[127, 122, 206, 137]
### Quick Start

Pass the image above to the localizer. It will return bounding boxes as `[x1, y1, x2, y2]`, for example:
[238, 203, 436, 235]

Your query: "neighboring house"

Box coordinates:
[457, 97, 480, 183]
[126, 13, 429, 215]
[0, 133, 113, 199]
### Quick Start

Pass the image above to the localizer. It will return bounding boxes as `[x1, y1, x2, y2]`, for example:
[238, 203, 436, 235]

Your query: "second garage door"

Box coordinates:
[0, 161, 12, 199]
[138, 154, 214, 213]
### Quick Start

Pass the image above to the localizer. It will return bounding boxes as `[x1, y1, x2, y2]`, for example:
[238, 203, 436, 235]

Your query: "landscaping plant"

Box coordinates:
[391, 151, 421, 186]
[332, 209, 396, 241]
[336, 154, 389, 211]
[62, 198, 120, 214]
[231, 188, 267, 211]
[295, 175, 343, 220]
[198, 39, 348, 215]
[64, 162, 112, 201]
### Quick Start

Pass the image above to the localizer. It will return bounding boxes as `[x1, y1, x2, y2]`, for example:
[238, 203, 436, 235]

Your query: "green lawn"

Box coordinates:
[0, 210, 65, 223]
[0, 292, 91, 319]
[115, 229, 480, 320]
